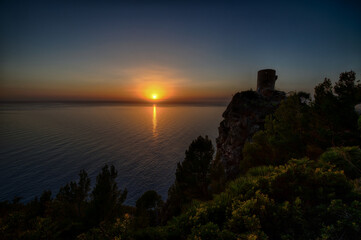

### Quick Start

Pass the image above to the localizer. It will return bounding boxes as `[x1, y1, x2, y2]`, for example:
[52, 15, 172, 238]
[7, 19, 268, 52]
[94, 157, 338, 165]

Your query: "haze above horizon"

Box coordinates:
[1, 0, 360, 102]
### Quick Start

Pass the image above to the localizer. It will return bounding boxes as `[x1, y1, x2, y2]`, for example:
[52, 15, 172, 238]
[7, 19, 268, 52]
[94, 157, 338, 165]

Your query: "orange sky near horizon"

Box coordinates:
[0, 66, 238, 103]
[0, 85, 234, 103]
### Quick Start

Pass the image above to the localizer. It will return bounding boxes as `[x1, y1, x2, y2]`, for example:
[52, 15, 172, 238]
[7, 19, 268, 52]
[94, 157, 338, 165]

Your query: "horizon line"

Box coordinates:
[0, 99, 229, 106]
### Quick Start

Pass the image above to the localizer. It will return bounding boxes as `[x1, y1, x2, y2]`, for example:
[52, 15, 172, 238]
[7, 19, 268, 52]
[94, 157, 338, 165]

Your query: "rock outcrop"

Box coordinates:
[216, 89, 286, 180]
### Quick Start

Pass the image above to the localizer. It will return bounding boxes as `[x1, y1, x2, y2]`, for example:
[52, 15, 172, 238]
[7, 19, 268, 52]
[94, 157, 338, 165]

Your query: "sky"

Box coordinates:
[1, 0, 360, 102]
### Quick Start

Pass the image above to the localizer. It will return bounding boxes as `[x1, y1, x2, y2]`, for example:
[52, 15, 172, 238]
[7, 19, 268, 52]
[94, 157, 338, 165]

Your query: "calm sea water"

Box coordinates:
[0, 103, 225, 205]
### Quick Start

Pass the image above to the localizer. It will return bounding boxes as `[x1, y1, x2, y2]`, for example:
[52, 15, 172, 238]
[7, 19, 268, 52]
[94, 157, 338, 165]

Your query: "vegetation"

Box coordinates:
[162, 135, 214, 222]
[1, 71, 360, 239]
[242, 71, 361, 172]
[135, 190, 163, 227]
[163, 159, 361, 240]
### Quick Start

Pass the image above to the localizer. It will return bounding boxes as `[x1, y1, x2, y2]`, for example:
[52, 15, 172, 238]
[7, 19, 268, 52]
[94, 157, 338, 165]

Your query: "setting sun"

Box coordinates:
[140, 84, 169, 101]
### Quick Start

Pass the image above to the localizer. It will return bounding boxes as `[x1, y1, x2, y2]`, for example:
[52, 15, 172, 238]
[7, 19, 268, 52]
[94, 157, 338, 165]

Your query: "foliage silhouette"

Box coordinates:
[135, 190, 163, 227]
[162, 135, 214, 222]
[56, 170, 90, 219]
[243, 71, 361, 172]
[89, 164, 127, 225]
[320, 147, 361, 179]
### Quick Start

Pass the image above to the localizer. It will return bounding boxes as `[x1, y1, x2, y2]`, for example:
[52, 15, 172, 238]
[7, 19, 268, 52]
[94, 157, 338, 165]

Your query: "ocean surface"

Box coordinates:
[0, 103, 225, 205]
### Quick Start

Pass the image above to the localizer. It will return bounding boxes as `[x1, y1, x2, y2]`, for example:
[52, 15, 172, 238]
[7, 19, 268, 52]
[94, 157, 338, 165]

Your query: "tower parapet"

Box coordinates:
[257, 69, 277, 93]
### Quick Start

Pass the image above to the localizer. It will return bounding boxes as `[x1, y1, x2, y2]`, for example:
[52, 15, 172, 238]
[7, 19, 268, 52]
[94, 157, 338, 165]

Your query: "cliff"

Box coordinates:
[216, 89, 286, 179]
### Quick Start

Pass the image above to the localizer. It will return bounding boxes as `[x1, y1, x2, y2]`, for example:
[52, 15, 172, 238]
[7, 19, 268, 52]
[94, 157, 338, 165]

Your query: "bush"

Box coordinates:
[319, 147, 361, 179]
[164, 158, 361, 239]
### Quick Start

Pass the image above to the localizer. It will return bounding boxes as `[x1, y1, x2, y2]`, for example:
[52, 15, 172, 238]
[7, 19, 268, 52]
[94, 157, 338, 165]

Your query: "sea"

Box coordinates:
[0, 103, 225, 205]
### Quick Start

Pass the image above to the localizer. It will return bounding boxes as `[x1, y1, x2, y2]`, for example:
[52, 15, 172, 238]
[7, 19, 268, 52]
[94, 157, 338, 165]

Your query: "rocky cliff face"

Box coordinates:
[216, 89, 286, 180]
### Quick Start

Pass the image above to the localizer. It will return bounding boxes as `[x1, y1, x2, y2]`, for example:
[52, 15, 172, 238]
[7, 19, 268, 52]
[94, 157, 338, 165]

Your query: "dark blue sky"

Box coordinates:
[1, 0, 360, 101]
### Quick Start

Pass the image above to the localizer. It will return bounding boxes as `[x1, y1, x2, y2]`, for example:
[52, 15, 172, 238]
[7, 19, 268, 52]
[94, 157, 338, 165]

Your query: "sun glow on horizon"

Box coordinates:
[143, 86, 167, 101]
[130, 67, 180, 101]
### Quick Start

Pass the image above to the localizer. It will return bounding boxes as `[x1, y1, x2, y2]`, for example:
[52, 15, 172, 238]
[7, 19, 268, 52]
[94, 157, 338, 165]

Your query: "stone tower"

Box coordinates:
[257, 69, 278, 93]
[216, 69, 285, 180]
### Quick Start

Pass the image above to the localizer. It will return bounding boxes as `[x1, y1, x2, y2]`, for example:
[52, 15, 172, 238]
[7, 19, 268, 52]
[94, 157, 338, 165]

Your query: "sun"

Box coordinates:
[141, 85, 168, 101]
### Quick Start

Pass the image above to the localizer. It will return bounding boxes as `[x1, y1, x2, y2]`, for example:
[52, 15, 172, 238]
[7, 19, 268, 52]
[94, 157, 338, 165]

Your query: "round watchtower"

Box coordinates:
[257, 69, 278, 93]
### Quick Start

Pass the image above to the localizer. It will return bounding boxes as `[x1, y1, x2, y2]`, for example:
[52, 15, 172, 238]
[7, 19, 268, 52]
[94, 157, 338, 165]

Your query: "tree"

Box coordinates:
[208, 152, 226, 195]
[312, 78, 340, 149]
[90, 165, 127, 224]
[162, 136, 214, 222]
[175, 135, 214, 200]
[310, 72, 361, 148]
[56, 170, 90, 218]
[314, 78, 334, 106]
[359, 116, 361, 137]
[136, 190, 163, 210]
[39, 190, 52, 216]
[334, 71, 360, 105]
[135, 190, 163, 227]
[242, 93, 311, 172]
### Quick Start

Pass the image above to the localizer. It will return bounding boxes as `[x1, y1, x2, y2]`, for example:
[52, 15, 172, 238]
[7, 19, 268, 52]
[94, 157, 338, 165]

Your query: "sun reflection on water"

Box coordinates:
[152, 104, 157, 137]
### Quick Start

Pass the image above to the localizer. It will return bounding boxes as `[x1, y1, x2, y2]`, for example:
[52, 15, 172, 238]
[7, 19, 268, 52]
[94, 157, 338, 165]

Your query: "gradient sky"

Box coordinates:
[1, 0, 360, 102]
